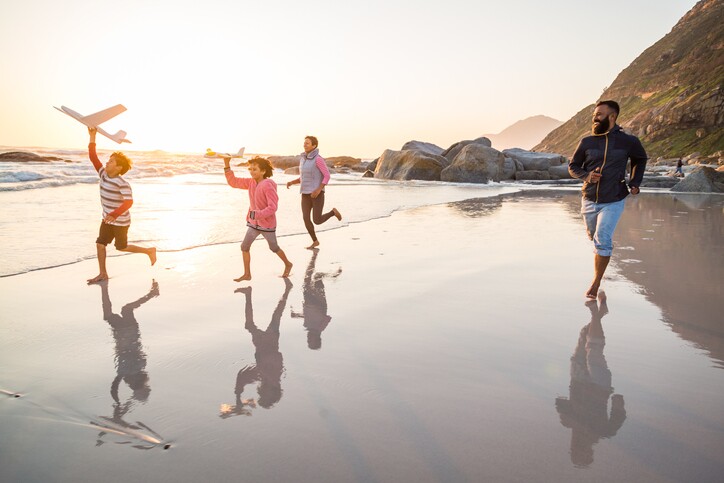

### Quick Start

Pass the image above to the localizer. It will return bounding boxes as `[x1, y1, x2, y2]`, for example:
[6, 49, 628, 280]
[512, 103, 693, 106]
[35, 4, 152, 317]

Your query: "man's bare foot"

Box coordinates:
[332, 208, 342, 221]
[87, 273, 108, 284]
[149, 247, 157, 266]
[585, 282, 600, 299]
[282, 262, 293, 278]
[306, 241, 320, 250]
[234, 274, 252, 282]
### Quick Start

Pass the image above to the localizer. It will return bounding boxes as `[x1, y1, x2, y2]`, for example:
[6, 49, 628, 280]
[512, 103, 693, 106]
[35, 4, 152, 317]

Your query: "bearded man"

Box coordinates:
[568, 100, 647, 298]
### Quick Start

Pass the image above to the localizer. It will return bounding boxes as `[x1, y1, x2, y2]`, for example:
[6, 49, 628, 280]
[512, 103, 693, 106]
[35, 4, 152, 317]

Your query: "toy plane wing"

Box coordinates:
[54, 104, 131, 144]
[205, 147, 245, 158]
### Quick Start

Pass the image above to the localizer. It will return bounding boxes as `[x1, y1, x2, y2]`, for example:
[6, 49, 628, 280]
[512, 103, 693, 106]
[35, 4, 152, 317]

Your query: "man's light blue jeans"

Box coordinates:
[581, 198, 625, 257]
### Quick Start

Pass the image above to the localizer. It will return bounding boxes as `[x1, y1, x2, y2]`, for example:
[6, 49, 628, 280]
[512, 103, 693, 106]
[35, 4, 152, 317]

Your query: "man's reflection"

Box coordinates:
[555, 291, 626, 467]
[291, 249, 341, 350]
[220, 279, 292, 418]
[95, 280, 160, 446]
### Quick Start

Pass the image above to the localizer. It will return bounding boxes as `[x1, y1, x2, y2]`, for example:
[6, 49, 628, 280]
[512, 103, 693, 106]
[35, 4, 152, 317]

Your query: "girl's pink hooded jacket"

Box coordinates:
[225, 170, 278, 231]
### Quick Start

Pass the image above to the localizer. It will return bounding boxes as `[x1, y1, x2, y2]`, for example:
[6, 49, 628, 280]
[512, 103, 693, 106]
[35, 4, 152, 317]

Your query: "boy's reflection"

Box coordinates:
[555, 291, 626, 467]
[220, 279, 292, 418]
[291, 249, 341, 350]
[95, 280, 160, 446]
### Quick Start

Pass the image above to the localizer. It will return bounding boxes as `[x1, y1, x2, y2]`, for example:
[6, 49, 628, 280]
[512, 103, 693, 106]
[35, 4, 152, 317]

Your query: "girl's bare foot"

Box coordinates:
[306, 241, 320, 249]
[234, 274, 252, 282]
[149, 247, 157, 266]
[282, 262, 293, 278]
[87, 273, 108, 284]
[332, 208, 342, 221]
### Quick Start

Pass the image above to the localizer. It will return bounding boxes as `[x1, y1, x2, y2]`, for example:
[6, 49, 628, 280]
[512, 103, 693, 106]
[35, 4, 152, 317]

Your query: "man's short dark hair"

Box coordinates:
[305, 135, 319, 148]
[596, 100, 620, 116]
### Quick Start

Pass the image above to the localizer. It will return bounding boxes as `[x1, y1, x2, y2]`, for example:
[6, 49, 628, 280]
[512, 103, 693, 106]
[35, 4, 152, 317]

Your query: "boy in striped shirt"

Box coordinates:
[87, 128, 156, 284]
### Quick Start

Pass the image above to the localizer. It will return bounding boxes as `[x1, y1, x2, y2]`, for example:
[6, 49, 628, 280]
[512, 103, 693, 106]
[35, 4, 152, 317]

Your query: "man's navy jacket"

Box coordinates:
[569, 125, 647, 203]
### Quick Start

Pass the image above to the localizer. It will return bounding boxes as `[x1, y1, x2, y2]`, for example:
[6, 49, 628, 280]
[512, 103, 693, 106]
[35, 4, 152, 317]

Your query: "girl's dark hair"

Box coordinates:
[250, 157, 274, 178]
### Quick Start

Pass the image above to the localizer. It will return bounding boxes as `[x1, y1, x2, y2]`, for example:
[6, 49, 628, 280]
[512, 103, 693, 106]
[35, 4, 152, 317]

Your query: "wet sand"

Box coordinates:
[1, 190, 723, 483]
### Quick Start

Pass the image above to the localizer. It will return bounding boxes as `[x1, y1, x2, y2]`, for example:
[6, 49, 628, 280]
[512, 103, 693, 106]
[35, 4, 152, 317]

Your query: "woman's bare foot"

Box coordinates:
[149, 247, 157, 266]
[332, 208, 342, 221]
[87, 273, 108, 284]
[234, 274, 252, 282]
[306, 241, 320, 250]
[282, 262, 293, 278]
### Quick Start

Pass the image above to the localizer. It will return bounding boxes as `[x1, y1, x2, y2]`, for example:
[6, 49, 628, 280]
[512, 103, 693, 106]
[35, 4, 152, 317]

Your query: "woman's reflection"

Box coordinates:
[95, 280, 160, 446]
[291, 249, 341, 350]
[220, 279, 293, 419]
[555, 291, 626, 467]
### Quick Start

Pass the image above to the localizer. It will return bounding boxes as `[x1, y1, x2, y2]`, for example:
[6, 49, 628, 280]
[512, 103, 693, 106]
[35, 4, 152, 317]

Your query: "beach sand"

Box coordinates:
[1, 190, 723, 482]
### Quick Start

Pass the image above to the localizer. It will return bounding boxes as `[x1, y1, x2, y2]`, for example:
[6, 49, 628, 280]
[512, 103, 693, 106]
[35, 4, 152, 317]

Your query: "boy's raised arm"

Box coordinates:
[88, 128, 102, 173]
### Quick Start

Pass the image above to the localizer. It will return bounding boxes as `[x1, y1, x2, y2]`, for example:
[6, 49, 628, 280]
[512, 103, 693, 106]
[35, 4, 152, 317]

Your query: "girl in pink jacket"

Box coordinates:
[224, 156, 293, 281]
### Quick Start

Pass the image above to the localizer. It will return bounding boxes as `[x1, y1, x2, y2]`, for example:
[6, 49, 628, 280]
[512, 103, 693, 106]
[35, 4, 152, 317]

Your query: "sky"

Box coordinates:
[0, 0, 697, 158]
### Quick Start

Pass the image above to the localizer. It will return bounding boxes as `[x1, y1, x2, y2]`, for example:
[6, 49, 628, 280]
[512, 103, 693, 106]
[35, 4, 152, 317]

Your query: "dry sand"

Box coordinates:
[1, 190, 722, 483]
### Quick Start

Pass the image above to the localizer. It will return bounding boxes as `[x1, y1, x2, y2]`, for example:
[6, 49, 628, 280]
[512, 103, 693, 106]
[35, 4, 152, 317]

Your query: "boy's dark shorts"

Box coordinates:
[96, 221, 129, 250]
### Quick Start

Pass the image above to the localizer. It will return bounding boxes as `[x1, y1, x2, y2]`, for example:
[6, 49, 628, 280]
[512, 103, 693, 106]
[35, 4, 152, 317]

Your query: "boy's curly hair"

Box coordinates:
[111, 151, 133, 174]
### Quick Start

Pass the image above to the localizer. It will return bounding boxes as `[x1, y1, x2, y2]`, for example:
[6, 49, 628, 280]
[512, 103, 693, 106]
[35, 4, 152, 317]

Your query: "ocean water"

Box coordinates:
[0, 146, 517, 277]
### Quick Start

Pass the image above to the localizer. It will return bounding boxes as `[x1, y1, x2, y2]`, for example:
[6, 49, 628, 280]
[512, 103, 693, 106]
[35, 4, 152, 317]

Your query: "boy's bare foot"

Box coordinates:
[87, 273, 108, 284]
[585, 281, 600, 299]
[282, 262, 293, 278]
[234, 274, 252, 282]
[306, 241, 320, 250]
[149, 247, 157, 266]
[332, 208, 342, 221]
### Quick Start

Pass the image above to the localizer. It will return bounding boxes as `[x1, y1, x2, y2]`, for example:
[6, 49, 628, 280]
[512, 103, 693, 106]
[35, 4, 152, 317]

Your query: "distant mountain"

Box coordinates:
[485, 115, 562, 150]
[535, 0, 724, 159]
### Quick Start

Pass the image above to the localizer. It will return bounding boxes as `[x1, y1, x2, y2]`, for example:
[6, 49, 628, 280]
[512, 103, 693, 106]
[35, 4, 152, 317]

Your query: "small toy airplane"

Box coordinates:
[54, 104, 131, 144]
[205, 147, 245, 159]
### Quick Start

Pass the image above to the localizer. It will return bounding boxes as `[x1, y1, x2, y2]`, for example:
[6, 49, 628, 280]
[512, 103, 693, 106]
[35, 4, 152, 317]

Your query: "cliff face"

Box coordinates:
[535, 0, 724, 159]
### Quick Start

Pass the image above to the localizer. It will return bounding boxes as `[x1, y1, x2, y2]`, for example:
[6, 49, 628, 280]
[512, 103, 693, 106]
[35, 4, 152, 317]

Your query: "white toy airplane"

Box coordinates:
[54, 104, 131, 144]
[205, 147, 245, 159]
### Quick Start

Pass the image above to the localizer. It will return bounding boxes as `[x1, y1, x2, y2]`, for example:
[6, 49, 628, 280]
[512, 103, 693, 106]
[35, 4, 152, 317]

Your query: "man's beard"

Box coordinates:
[592, 117, 610, 134]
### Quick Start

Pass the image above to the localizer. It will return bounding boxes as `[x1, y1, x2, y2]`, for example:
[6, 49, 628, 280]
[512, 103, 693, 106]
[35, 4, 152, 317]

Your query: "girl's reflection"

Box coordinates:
[555, 291, 626, 467]
[291, 249, 341, 350]
[221, 279, 293, 418]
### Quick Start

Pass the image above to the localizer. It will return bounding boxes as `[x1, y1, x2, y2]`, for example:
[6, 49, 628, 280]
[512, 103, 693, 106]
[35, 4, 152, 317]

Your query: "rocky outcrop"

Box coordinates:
[441, 137, 492, 162]
[401, 140, 445, 156]
[535, 0, 724, 160]
[671, 166, 724, 192]
[0, 151, 62, 162]
[503, 148, 571, 179]
[440, 144, 504, 183]
[268, 155, 302, 169]
[374, 149, 449, 181]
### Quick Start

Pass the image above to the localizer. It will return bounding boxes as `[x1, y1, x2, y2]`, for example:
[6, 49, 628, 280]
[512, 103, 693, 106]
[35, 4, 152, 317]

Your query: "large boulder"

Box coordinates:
[0, 151, 59, 162]
[401, 140, 445, 156]
[640, 174, 679, 188]
[374, 149, 449, 181]
[515, 170, 551, 181]
[671, 166, 724, 192]
[328, 156, 361, 168]
[548, 164, 573, 180]
[442, 137, 492, 162]
[440, 144, 504, 183]
[503, 148, 567, 171]
[501, 157, 518, 180]
[268, 155, 302, 169]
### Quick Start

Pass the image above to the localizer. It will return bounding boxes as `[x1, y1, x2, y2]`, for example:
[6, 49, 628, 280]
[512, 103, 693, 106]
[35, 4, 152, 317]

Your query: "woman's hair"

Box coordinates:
[249, 156, 274, 178]
[305, 135, 319, 148]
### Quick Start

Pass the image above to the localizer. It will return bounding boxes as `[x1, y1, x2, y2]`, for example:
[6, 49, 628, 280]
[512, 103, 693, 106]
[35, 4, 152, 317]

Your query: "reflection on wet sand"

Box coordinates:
[220, 279, 293, 418]
[291, 249, 341, 350]
[556, 292, 626, 467]
[94, 280, 164, 449]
